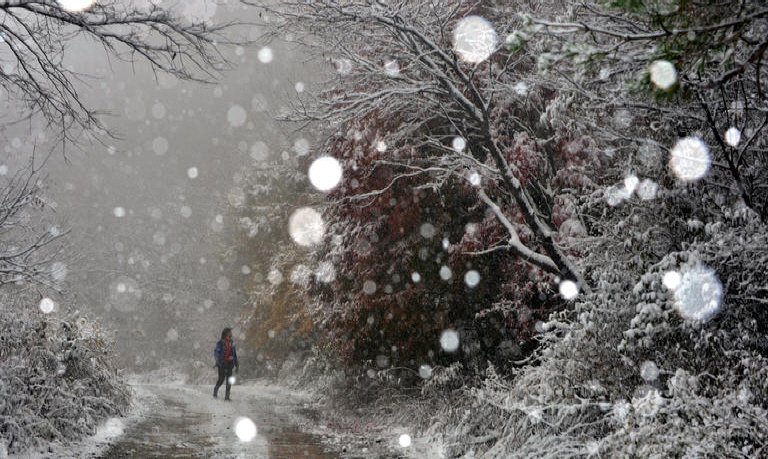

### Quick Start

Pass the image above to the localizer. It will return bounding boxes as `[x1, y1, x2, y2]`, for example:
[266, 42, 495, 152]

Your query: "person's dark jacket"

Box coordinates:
[214, 339, 238, 368]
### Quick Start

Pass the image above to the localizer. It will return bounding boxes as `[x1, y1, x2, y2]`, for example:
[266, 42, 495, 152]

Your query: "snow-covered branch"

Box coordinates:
[252, 0, 586, 283]
[0, 162, 68, 289]
[0, 0, 234, 147]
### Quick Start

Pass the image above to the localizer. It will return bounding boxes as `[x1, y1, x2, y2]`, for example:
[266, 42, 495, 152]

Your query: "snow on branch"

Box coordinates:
[252, 0, 588, 285]
[0, 161, 68, 290]
[476, 189, 559, 274]
[0, 0, 235, 146]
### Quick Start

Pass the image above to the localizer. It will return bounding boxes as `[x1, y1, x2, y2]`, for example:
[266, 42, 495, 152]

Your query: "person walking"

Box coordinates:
[213, 327, 239, 401]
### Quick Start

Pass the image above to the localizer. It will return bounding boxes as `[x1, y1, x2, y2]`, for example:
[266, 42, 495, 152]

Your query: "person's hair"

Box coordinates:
[220, 328, 232, 340]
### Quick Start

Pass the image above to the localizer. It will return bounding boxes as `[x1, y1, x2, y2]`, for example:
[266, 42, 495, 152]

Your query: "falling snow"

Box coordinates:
[420, 223, 436, 238]
[624, 175, 639, 195]
[648, 60, 677, 90]
[724, 127, 741, 147]
[38, 297, 56, 314]
[362, 280, 377, 295]
[464, 270, 480, 287]
[257, 47, 273, 64]
[268, 269, 283, 286]
[152, 137, 169, 155]
[399, 434, 412, 448]
[440, 329, 460, 352]
[227, 105, 247, 127]
[165, 328, 179, 342]
[216, 276, 230, 291]
[309, 157, 342, 191]
[151, 102, 166, 119]
[57, 0, 95, 13]
[418, 364, 433, 379]
[559, 280, 579, 300]
[294, 138, 310, 156]
[383, 60, 400, 77]
[669, 137, 710, 181]
[672, 265, 723, 322]
[250, 141, 270, 161]
[234, 417, 257, 442]
[288, 207, 325, 246]
[375, 140, 387, 153]
[663, 271, 682, 290]
[453, 16, 497, 64]
[636, 179, 659, 201]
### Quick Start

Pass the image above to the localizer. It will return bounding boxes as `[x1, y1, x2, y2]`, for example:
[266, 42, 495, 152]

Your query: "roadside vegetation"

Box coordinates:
[240, 1, 768, 456]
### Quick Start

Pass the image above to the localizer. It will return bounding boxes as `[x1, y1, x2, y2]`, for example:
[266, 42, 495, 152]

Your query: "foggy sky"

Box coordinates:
[1, 1, 318, 367]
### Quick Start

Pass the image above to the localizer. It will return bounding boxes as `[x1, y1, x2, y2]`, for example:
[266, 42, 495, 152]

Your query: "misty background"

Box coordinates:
[1, 0, 310, 370]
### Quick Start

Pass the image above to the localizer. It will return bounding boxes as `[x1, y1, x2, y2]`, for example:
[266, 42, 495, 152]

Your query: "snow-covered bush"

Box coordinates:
[425, 205, 768, 457]
[425, 2, 766, 454]
[276, 346, 346, 394]
[0, 300, 129, 455]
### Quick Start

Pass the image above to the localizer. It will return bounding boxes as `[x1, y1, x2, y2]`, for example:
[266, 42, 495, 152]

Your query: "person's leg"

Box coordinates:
[224, 363, 233, 400]
[214, 364, 225, 397]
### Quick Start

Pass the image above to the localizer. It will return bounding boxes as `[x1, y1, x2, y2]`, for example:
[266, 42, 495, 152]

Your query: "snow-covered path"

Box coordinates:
[95, 382, 340, 458]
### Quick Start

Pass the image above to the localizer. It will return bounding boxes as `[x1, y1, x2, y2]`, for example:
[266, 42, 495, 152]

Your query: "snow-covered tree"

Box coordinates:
[0, 0, 228, 147]
[411, 2, 768, 456]
[0, 160, 67, 289]
[231, 148, 321, 370]
[526, 0, 768, 219]
[245, 1, 768, 456]
[250, 0, 603, 371]
[299, 112, 572, 370]
[254, 0, 592, 285]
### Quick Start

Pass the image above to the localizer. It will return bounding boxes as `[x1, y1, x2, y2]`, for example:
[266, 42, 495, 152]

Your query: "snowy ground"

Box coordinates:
[99, 382, 341, 458]
[26, 374, 430, 458]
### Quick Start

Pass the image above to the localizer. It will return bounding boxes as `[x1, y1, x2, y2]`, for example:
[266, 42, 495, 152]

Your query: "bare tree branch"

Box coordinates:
[0, 0, 235, 148]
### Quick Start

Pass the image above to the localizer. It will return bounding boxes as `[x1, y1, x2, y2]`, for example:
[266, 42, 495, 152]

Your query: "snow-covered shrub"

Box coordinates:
[0, 301, 129, 455]
[421, 362, 468, 396]
[429, 206, 768, 457]
[276, 346, 346, 394]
